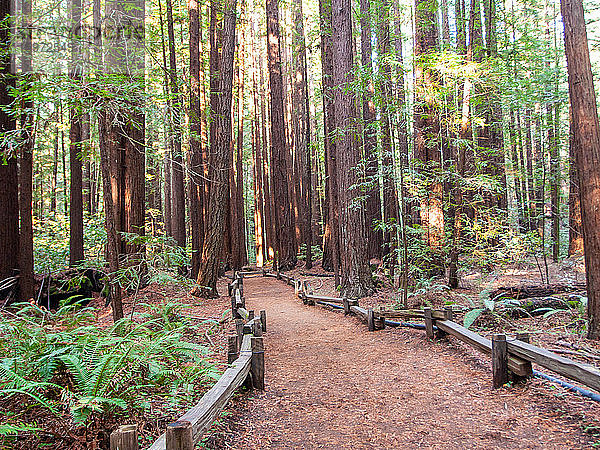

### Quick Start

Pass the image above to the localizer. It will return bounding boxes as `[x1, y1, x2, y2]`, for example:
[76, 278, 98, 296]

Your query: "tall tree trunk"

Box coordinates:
[319, 0, 340, 285]
[166, 0, 186, 249]
[189, 0, 205, 278]
[193, 0, 237, 297]
[266, 0, 297, 270]
[0, 0, 19, 289]
[332, 0, 374, 297]
[101, 0, 146, 319]
[360, 0, 382, 260]
[291, 0, 312, 269]
[69, 0, 84, 266]
[560, 0, 600, 339]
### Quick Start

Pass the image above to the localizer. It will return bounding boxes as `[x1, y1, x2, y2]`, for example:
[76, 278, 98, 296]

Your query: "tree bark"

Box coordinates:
[193, 0, 237, 297]
[0, 0, 18, 288]
[166, 0, 186, 249]
[291, 0, 313, 269]
[69, 0, 84, 266]
[332, 0, 374, 297]
[560, 0, 600, 339]
[189, 0, 205, 278]
[266, 0, 297, 270]
[319, 0, 340, 285]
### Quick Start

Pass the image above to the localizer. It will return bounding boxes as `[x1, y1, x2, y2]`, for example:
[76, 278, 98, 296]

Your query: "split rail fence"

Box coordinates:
[109, 273, 266, 450]
[266, 269, 600, 395]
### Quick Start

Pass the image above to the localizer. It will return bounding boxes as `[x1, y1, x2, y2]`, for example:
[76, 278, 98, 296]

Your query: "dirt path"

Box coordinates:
[212, 277, 597, 449]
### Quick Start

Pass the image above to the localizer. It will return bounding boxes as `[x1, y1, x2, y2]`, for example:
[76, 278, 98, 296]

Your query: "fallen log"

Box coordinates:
[490, 283, 586, 300]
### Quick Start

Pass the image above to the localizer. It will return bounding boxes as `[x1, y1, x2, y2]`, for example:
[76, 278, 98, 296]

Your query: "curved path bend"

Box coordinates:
[217, 277, 594, 449]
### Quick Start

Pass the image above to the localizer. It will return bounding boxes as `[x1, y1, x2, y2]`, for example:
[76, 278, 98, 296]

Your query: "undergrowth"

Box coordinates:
[0, 300, 219, 444]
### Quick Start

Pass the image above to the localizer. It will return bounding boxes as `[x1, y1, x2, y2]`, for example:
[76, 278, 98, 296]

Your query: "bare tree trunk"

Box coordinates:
[266, 0, 297, 270]
[101, 0, 146, 319]
[193, 0, 237, 297]
[166, 0, 186, 249]
[189, 0, 204, 278]
[319, 0, 340, 285]
[69, 0, 84, 266]
[332, 0, 374, 297]
[291, 0, 312, 269]
[560, 0, 600, 339]
[0, 0, 18, 289]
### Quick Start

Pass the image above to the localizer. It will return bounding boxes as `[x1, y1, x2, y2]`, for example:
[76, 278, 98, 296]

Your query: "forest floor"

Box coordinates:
[204, 275, 600, 449]
[4, 258, 600, 448]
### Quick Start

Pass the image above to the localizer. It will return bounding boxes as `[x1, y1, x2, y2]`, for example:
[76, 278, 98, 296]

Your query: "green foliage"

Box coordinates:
[0, 301, 219, 434]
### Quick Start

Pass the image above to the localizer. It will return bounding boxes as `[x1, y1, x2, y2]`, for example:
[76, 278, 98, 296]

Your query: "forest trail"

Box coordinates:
[216, 277, 593, 449]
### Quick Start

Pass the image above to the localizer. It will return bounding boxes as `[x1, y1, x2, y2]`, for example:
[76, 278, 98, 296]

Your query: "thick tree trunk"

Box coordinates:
[291, 0, 313, 269]
[189, 0, 205, 279]
[319, 0, 340, 285]
[69, 0, 84, 266]
[332, 0, 374, 297]
[561, 0, 600, 339]
[360, 0, 382, 260]
[101, 0, 146, 319]
[193, 0, 237, 297]
[266, 0, 297, 271]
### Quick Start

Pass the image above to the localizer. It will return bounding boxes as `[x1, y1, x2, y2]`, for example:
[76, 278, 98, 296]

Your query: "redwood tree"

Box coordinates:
[266, 0, 296, 270]
[560, 0, 600, 339]
[69, 0, 84, 266]
[0, 0, 19, 288]
[332, 0, 374, 297]
[193, 0, 237, 297]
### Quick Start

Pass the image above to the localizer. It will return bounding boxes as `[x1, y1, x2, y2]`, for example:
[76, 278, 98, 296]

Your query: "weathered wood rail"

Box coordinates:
[110, 272, 266, 450]
[268, 270, 600, 398]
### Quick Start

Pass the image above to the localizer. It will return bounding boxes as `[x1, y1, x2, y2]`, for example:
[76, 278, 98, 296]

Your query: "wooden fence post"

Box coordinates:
[367, 308, 375, 332]
[235, 319, 244, 348]
[166, 420, 193, 450]
[424, 307, 434, 340]
[252, 320, 263, 337]
[514, 332, 533, 381]
[227, 335, 239, 364]
[343, 297, 350, 315]
[110, 424, 138, 450]
[492, 334, 508, 388]
[231, 296, 240, 320]
[251, 336, 265, 390]
[260, 310, 267, 332]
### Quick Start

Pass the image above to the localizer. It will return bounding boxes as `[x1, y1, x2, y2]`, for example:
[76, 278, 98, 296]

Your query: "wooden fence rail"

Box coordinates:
[110, 273, 265, 450]
[269, 269, 600, 397]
